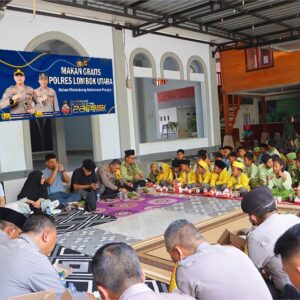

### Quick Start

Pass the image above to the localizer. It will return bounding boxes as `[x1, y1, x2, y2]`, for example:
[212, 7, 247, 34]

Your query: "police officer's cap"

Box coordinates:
[0, 207, 27, 230]
[125, 149, 135, 157]
[14, 69, 24, 76]
[39, 73, 48, 79]
[241, 186, 276, 217]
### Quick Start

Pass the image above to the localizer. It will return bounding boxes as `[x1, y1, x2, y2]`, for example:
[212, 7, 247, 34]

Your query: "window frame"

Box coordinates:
[245, 47, 274, 72]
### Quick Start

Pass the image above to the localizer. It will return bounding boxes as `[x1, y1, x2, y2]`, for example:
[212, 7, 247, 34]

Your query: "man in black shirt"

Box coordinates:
[71, 159, 103, 211]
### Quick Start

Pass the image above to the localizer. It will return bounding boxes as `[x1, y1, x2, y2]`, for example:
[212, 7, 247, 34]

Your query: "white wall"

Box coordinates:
[125, 30, 219, 155]
[0, 8, 220, 172]
[0, 9, 120, 171]
[234, 98, 260, 141]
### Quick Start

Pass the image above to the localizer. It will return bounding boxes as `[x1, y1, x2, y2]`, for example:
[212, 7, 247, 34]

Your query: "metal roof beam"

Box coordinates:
[232, 13, 300, 33]
[203, 0, 289, 26]
[125, 0, 150, 9]
[211, 0, 298, 32]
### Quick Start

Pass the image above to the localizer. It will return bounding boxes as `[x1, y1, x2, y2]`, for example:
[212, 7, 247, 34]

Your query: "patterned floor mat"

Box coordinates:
[57, 227, 141, 256]
[162, 196, 241, 216]
[54, 210, 117, 235]
[96, 193, 190, 218]
[49, 244, 169, 293]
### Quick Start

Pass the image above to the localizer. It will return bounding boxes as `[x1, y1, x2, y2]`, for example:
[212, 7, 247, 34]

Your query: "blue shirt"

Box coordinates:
[43, 168, 65, 194]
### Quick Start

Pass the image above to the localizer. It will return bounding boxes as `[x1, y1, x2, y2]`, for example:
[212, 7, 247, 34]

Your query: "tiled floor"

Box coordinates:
[57, 196, 242, 252]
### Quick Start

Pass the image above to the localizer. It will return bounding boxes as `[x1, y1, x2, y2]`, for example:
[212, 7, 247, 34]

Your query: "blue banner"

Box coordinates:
[0, 49, 115, 121]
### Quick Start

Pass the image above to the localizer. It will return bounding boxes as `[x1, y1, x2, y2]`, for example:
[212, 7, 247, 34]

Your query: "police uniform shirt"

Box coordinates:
[247, 213, 300, 290]
[0, 234, 65, 299]
[0, 85, 36, 114]
[176, 242, 272, 300]
[119, 283, 194, 300]
[0, 229, 9, 244]
[34, 87, 59, 112]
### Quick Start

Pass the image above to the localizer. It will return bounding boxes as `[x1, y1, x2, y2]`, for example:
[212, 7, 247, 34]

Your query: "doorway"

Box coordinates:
[29, 39, 94, 170]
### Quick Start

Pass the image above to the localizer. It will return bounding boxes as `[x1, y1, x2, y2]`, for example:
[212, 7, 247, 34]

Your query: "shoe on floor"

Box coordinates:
[49, 200, 60, 213]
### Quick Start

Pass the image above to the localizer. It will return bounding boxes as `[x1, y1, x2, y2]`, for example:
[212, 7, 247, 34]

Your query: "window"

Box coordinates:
[134, 78, 204, 143]
[163, 57, 180, 71]
[189, 60, 203, 74]
[133, 53, 151, 68]
[245, 47, 274, 71]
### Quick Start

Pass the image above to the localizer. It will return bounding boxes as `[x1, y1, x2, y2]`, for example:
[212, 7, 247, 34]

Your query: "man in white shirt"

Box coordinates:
[241, 186, 300, 295]
[92, 243, 194, 300]
[0, 207, 26, 244]
[163, 219, 272, 300]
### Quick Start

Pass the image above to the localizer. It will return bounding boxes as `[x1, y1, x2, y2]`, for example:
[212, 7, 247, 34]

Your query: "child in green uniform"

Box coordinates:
[268, 157, 293, 199]
[286, 152, 297, 187]
[244, 152, 259, 188]
[258, 154, 274, 186]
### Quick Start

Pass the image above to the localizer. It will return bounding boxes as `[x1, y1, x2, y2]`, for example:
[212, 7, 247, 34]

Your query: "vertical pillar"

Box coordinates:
[52, 119, 68, 169]
[223, 93, 230, 135]
[260, 96, 269, 143]
[112, 28, 132, 154]
[261, 96, 267, 131]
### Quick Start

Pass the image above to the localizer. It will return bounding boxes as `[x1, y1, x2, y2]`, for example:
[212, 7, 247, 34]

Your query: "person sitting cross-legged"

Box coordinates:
[244, 152, 259, 188]
[210, 160, 229, 192]
[92, 242, 194, 300]
[71, 159, 103, 211]
[0, 207, 27, 244]
[178, 160, 196, 188]
[43, 153, 81, 206]
[164, 219, 272, 300]
[120, 149, 146, 190]
[227, 161, 250, 195]
[16, 170, 59, 214]
[98, 159, 129, 198]
[268, 157, 293, 199]
[196, 160, 211, 190]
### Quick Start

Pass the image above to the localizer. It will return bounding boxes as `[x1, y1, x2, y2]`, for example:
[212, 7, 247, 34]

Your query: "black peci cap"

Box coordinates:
[0, 207, 27, 230]
[124, 149, 135, 157]
[215, 160, 227, 170]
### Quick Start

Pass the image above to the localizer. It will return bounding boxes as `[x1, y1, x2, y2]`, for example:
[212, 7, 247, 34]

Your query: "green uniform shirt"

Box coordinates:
[244, 163, 258, 180]
[120, 162, 143, 182]
[268, 171, 292, 190]
[258, 164, 274, 186]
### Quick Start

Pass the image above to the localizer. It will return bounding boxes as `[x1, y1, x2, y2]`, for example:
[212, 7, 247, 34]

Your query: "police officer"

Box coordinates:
[241, 187, 300, 296]
[34, 73, 59, 113]
[0, 69, 36, 114]
[0, 207, 27, 244]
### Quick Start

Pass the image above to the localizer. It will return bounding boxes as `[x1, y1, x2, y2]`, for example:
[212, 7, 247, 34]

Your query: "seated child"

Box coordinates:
[210, 160, 230, 192]
[286, 152, 297, 187]
[268, 157, 292, 199]
[227, 161, 250, 195]
[196, 160, 211, 190]
[258, 153, 274, 186]
[179, 160, 196, 188]
[176, 149, 185, 161]
[244, 152, 259, 188]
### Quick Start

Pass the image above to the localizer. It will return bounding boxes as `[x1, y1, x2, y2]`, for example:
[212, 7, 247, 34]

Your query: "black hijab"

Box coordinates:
[18, 170, 48, 201]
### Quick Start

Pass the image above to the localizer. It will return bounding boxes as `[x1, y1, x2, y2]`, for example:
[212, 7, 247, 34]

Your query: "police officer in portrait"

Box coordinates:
[0, 69, 36, 114]
[34, 73, 59, 113]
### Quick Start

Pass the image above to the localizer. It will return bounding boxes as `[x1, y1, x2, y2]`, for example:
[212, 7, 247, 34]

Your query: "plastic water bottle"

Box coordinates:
[96, 193, 100, 202]
[46, 207, 52, 215]
[58, 271, 67, 288]
[68, 282, 77, 294]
